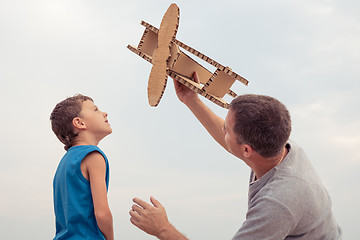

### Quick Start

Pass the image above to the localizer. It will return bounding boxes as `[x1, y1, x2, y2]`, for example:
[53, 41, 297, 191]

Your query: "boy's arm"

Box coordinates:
[83, 152, 114, 240]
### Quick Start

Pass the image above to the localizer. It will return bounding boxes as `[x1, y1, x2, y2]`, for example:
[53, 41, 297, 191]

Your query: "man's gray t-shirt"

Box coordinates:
[232, 142, 342, 240]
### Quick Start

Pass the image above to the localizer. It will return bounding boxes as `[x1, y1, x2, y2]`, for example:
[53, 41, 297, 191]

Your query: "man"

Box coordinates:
[129, 73, 342, 239]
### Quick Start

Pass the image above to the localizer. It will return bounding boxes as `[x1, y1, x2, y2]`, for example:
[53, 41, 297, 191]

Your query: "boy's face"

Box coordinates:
[78, 100, 112, 139]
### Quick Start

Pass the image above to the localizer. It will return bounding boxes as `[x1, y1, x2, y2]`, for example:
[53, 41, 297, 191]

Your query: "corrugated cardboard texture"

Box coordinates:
[147, 3, 180, 106]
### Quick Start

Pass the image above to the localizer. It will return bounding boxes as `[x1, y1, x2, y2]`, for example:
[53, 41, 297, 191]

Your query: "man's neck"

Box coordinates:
[251, 147, 288, 180]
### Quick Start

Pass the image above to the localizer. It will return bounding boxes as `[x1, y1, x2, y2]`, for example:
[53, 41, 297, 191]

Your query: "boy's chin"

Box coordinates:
[100, 130, 112, 140]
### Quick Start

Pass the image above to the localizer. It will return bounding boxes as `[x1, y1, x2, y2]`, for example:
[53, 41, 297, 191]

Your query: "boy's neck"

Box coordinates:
[72, 133, 101, 147]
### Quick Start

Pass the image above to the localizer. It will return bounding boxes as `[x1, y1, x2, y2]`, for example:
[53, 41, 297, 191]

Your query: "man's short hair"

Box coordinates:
[50, 94, 93, 151]
[229, 94, 291, 157]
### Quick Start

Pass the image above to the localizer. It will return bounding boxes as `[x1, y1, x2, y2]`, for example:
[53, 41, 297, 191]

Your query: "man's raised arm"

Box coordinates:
[173, 72, 229, 152]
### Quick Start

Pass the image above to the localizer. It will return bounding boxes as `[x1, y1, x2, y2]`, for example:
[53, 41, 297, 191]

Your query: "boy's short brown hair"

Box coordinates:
[50, 94, 93, 151]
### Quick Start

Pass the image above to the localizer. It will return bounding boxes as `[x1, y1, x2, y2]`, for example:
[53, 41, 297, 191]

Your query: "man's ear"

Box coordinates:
[72, 117, 86, 130]
[242, 144, 253, 159]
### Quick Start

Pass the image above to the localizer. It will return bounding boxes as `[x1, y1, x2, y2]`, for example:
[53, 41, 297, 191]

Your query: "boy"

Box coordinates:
[50, 94, 114, 240]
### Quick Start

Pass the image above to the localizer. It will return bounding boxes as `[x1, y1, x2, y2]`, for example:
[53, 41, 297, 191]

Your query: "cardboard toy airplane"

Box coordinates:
[127, 3, 249, 108]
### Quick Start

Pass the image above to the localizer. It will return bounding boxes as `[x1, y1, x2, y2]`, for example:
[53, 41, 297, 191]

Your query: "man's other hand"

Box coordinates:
[130, 196, 172, 238]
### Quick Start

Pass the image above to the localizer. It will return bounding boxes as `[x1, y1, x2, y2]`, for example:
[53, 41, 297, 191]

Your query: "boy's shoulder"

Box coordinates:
[65, 145, 108, 162]
[68, 145, 103, 153]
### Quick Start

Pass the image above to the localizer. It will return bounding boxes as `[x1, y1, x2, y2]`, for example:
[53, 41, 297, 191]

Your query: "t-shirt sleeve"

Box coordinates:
[232, 196, 296, 240]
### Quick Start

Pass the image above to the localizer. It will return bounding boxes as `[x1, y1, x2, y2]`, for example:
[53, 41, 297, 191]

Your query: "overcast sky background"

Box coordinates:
[0, 0, 359, 239]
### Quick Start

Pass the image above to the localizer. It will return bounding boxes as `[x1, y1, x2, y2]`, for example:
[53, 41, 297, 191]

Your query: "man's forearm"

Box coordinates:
[158, 223, 189, 240]
[185, 97, 229, 152]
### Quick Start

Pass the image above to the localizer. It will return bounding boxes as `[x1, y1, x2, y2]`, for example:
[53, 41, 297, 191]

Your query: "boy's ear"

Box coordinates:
[72, 117, 86, 130]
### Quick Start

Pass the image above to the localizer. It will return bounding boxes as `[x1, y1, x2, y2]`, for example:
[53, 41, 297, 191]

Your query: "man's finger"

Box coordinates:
[129, 209, 139, 218]
[150, 196, 163, 208]
[173, 78, 180, 88]
[132, 204, 144, 214]
[129, 213, 140, 227]
[133, 197, 151, 209]
[192, 72, 200, 83]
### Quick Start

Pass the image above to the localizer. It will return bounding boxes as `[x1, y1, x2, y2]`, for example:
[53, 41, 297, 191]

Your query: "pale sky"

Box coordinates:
[0, 0, 359, 239]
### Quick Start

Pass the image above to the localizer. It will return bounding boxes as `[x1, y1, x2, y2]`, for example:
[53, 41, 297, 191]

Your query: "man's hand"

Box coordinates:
[130, 197, 188, 240]
[130, 196, 171, 237]
[173, 72, 200, 106]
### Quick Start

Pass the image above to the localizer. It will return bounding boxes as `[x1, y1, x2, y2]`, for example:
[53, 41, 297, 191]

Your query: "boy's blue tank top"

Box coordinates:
[53, 145, 109, 240]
